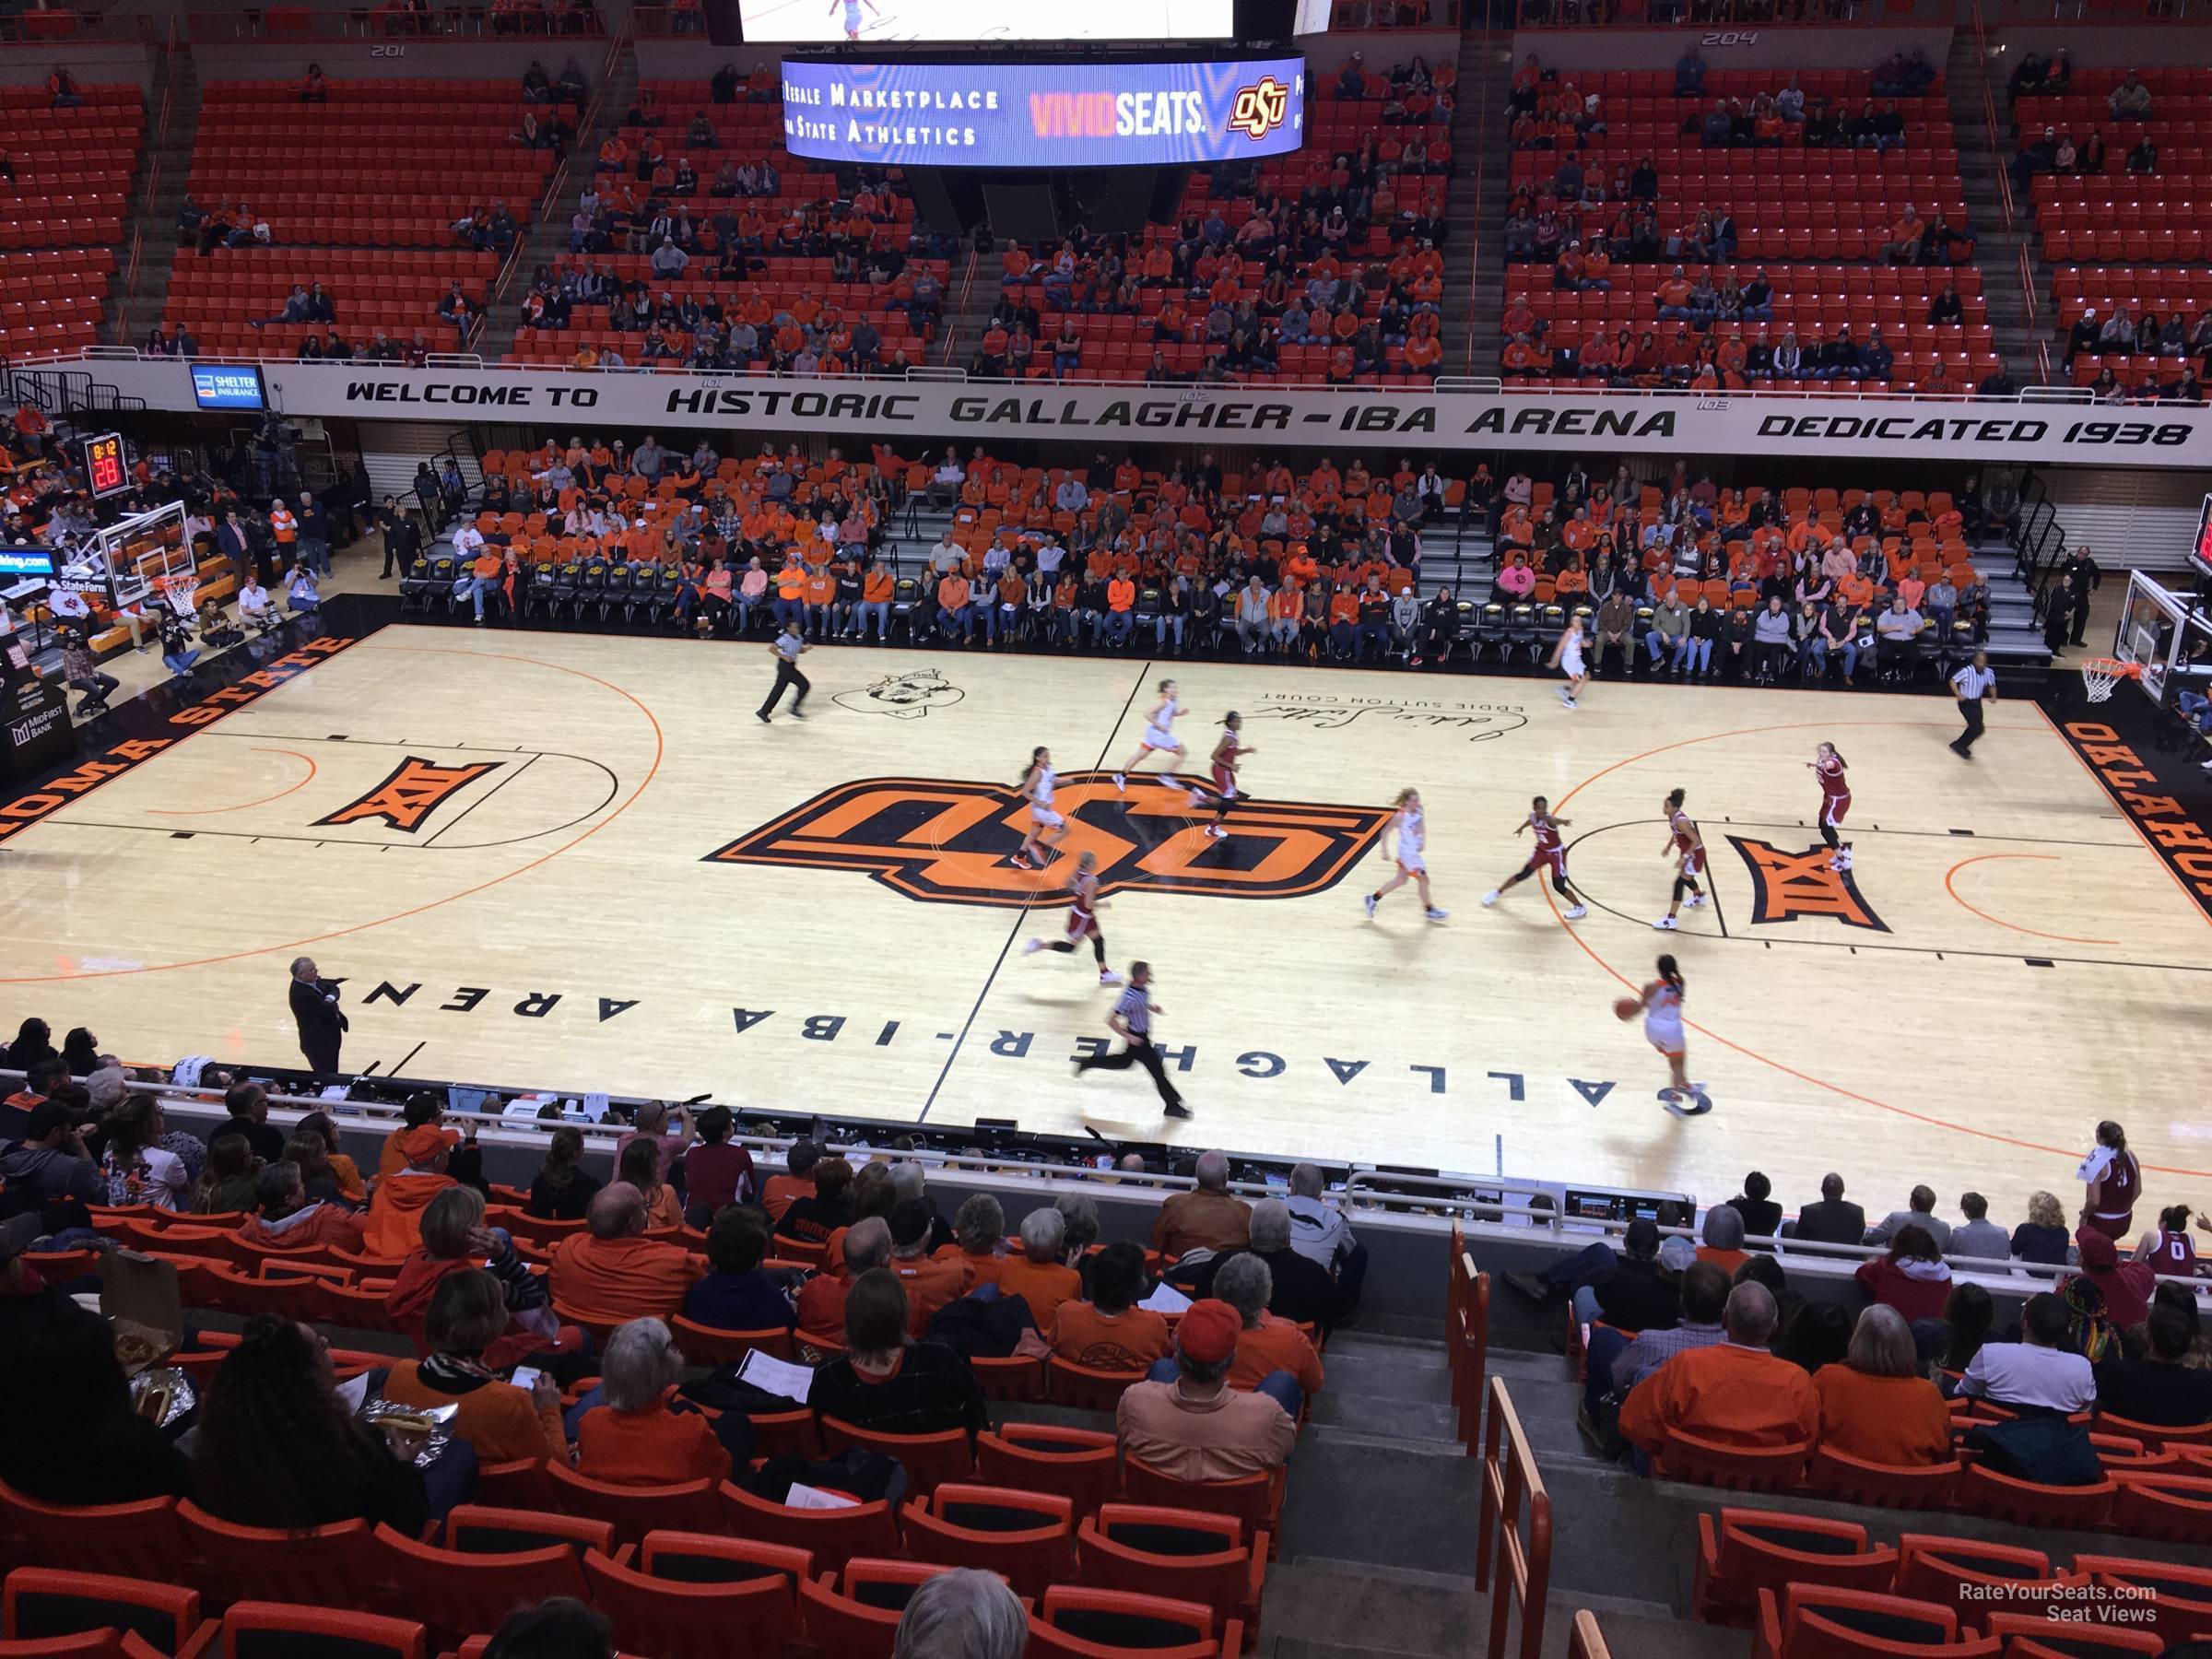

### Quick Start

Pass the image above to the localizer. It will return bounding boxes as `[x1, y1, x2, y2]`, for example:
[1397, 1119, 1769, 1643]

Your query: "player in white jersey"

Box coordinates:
[1629, 953, 1708, 1115]
[1364, 786, 1448, 921]
[1114, 678, 1189, 792]
[1011, 745, 1067, 871]
[1547, 613, 1589, 710]
[1022, 849, 1121, 984]
[1185, 712, 1253, 841]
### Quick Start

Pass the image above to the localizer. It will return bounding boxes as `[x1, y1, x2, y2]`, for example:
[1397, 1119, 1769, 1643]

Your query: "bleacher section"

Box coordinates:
[978, 59, 1455, 385]
[182, 79, 556, 248]
[161, 250, 500, 359]
[0, 81, 140, 358]
[504, 81, 937, 371]
[1505, 66, 2000, 392]
[2018, 66, 2212, 394]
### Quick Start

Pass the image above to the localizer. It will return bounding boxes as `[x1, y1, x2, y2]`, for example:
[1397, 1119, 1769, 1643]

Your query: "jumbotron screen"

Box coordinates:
[740, 0, 1231, 44]
[780, 56, 1304, 169]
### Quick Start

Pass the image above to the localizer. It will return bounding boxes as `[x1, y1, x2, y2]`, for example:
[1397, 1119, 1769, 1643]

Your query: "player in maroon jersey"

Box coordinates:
[1653, 787, 1706, 932]
[2133, 1202, 2206, 1277]
[1807, 741, 1853, 872]
[1482, 795, 1588, 920]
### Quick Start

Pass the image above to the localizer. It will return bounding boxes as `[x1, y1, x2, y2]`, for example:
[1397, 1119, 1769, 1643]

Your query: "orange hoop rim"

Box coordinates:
[2080, 657, 2142, 679]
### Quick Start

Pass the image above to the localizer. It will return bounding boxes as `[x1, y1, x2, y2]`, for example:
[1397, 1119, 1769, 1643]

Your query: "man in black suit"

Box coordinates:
[378, 497, 421, 580]
[288, 955, 348, 1080]
[1787, 1172, 1867, 1244]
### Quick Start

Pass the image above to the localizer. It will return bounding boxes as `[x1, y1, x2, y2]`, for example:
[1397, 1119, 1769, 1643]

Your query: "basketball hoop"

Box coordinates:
[2079, 657, 2142, 703]
[156, 573, 199, 619]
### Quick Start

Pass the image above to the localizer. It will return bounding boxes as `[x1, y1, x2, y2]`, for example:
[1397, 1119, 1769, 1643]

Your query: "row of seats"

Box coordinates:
[0, 86, 139, 359]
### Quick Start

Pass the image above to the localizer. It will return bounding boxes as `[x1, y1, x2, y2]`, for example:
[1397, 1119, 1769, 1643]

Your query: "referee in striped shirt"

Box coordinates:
[1074, 960, 1192, 1119]
[1949, 650, 1995, 759]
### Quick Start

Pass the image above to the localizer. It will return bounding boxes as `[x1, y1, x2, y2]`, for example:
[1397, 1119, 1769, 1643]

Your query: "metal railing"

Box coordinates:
[113, 16, 182, 349]
[491, 12, 633, 329]
[936, 247, 980, 368]
[1460, 22, 1494, 376]
[1968, 0, 2048, 388]
[1447, 1230, 1491, 1452]
[1474, 1377, 1552, 1659]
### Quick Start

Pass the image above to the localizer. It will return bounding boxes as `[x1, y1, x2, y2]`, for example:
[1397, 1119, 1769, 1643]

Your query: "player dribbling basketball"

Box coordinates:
[1114, 679, 1188, 793]
[1011, 745, 1065, 871]
[1653, 787, 1707, 931]
[1364, 787, 1449, 922]
[1548, 613, 1589, 711]
[1623, 953, 1708, 1115]
[1023, 849, 1122, 985]
[1186, 712, 1252, 841]
[1482, 794, 1588, 919]
[1808, 741, 1853, 872]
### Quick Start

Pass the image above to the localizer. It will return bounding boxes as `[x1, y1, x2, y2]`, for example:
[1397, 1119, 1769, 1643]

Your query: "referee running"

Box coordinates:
[1949, 649, 1995, 759]
[1074, 960, 1193, 1120]
[757, 618, 810, 723]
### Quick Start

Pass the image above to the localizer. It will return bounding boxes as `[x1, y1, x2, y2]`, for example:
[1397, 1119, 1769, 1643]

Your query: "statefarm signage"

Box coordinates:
[69, 359, 2212, 464]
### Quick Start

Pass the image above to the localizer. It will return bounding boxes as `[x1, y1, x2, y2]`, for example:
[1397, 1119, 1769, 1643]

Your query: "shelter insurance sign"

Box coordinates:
[77, 359, 2212, 465]
[778, 57, 1306, 168]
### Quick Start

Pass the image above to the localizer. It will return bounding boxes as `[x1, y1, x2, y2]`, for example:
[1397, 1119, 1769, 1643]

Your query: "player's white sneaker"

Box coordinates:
[1558, 688, 1577, 709]
[1425, 907, 1450, 921]
[1204, 824, 1227, 840]
[1112, 772, 1126, 792]
[1653, 915, 1679, 930]
[1098, 971, 1123, 986]
[1685, 893, 1707, 909]
[1564, 904, 1588, 920]
[1839, 849, 1853, 870]
[1363, 894, 1378, 919]
[1482, 889, 1500, 906]
[1187, 790, 1209, 809]
[1022, 938, 1044, 956]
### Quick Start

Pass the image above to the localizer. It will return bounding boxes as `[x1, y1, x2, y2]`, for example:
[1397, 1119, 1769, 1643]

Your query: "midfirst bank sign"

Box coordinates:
[74, 357, 2212, 465]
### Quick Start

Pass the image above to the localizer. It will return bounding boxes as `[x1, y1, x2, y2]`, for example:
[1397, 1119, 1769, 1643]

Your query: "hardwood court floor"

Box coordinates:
[9, 623, 2210, 1219]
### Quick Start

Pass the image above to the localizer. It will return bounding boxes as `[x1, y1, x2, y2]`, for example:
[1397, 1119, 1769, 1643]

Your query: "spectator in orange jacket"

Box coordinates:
[377, 1095, 455, 1178]
[549, 1183, 700, 1326]
[996, 1206, 1082, 1339]
[759, 1140, 818, 1224]
[888, 1200, 971, 1335]
[385, 1184, 577, 1371]
[237, 1159, 368, 1253]
[935, 1193, 1010, 1288]
[574, 1316, 748, 1484]
[801, 1215, 889, 1342]
[361, 1124, 461, 1258]
[1618, 1283, 1819, 1465]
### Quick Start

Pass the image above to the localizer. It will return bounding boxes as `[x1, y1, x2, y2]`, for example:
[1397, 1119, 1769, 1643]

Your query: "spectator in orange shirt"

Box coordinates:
[800, 1215, 888, 1342]
[858, 557, 894, 642]
[772, 551, 807, 630]
[803, 561, 837, 635]
[1618, 1283, 1819, 1466]
[362, 1124, 460, 1258]
[382, 1269, 570, 1466]
[548, 1183, 699, 1326]
[759, 1140, 818, 1225]
[1101, 572, 1136, 647]
[1053, 1241, 1171, 1371]
[935, 569, 974, 642]
[1213, 1253, 1324, 1408]
[1813, 1305, 1953, 1466]
[997, 1207, 1083, 1338]
[888, 1200, 971, 1336]
[935, 1194, 1009, 1288]
[573, 1316, 747, 1484]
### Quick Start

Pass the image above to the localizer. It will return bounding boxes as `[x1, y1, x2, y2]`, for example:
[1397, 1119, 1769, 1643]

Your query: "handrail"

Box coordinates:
[494, 14, 633, 333]
[1446, 1230, 1489, 1453]
[1567, 1611, 1611, 1659]
[1460, 18, 1493, 376]
[1474, 1376, 1551, 1659]
[938, 246, 979, 367]
[1970, 0, 2046, 386]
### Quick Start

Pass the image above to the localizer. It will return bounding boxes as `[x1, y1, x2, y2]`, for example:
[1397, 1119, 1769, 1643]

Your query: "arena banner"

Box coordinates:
[73, 357, 2212, 465]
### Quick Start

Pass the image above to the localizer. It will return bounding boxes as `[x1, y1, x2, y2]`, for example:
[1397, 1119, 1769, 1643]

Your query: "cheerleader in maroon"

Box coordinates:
[1653, 787, 1707, 931]
[1022, 850, 1122, 985]
[2134, 1203, 2205, 1277]
[1482, 795, 1588, 920]
[1186, 712, 1253, 842]
[1808, 741, 1853, 872]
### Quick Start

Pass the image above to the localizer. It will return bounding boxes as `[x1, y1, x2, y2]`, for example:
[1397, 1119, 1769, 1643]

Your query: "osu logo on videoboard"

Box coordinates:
[1727, 835, 1890, 932]
[313, 756, 500, 833]
[1230, 76, 1292, 142]
[706, 771, 1390, 907]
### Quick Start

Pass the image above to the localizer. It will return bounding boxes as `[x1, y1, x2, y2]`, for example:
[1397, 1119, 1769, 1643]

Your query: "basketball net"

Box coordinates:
[157, 573, 199, 619]
[2079, 657, 2140, 703]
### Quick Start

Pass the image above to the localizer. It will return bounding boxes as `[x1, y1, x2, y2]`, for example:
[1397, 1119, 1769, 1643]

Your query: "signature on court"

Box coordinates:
[1243, 700, 1529, 741]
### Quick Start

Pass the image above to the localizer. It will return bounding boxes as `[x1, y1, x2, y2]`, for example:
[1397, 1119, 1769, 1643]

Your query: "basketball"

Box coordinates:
[1613, 996, 1641, 1022]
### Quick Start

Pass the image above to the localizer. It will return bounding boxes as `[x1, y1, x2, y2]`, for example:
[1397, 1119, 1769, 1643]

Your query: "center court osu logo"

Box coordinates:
[1230, 77, 1293, 142]
[1727, 835, 1890, 932]
[312, 756, 500, 833]
[706, 772, 1391, 907]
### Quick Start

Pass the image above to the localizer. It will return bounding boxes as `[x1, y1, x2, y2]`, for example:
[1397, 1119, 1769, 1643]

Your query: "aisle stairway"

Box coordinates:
[1947, 29, 2040, 386]
[1450, 36, 1514, 377]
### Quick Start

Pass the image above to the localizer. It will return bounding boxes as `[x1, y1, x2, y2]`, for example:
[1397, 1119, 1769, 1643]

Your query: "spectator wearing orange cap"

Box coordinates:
[1117, 1297, 1298, 1482]
[378, 1094, 455, 1178]
[361, 1122, 462, 1257]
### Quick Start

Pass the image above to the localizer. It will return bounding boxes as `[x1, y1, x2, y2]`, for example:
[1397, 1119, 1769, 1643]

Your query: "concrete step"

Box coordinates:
[1307, 1392, 1463, 1442]
[1275, 1437, 1486, 1578]
[1316, 1351, 1453, 1405]
[1545, 1600, 1754, 1659]
[1258, 1559, 1486, 1659]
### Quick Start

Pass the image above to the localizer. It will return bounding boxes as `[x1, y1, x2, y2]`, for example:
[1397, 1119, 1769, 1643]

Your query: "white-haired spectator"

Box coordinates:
[1210, 1251, 1324, 1410]
[1151, 1150, 1250, 1262]
[1207, 1198, 1351, 1333]
[1284, 1163, 1367, 1306]
[892, 1567, 1028, 1659]
[1000, 1206, 1081, 1336]
[571, 1317, 747, 1484]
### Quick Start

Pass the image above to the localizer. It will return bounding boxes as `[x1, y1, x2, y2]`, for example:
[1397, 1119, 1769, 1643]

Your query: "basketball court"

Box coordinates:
[6, 619, 2209, 1219]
